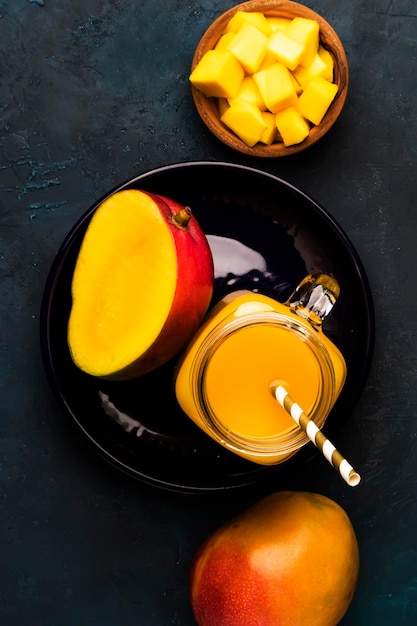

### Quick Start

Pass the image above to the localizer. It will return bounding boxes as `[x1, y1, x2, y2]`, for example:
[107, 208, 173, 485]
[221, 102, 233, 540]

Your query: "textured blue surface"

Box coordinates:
[1, 0, 417, 624]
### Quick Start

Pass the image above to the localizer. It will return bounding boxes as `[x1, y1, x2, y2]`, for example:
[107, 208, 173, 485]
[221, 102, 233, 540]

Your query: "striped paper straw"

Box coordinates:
[272, 383, 361, 487]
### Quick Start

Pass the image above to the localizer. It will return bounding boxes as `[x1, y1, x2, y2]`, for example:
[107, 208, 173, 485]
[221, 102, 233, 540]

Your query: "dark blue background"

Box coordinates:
[1, 0, 417, 623]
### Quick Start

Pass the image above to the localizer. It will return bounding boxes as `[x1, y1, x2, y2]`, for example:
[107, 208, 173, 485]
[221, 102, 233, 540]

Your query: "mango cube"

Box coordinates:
[275, 107, 310, 146]
[318, 45, 334, 81]
[218, 97, 230, 117]
[266, 16, 291, 32]
[293, 52, 328, 88]
[287, 17, 320, 68]
[259, 111, 277, 145]
[225, 10, 272, 36]
[189, 49, 244, 98]
[267, 30, 305, 71]
[227, 76, 266, 110]
[214, 32, 236, 51]
[227, 23, 268, 74]
[298, 76, 338, 125]
[221, 100, 267, 147]
[289, 72, 303, 95]
[253, 62, 298, 114]
[257, 49, 280, 71]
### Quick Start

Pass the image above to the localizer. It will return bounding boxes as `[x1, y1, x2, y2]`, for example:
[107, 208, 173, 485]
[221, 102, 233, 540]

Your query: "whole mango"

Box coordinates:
[190, 491, 359, 626]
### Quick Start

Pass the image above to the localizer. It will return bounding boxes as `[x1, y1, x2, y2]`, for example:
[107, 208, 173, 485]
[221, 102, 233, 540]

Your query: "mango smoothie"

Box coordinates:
[175, 286, 346, 465]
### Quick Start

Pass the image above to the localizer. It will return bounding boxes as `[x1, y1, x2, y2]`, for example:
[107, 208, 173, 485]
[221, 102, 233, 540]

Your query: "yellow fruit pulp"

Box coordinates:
[267, 30, 305, 71]
[298, 76, 338, 125]
[225, 10, 272, 36]
[189, 49, 244, 98]
[214, 31, 235, 51]
[266, 16, 292, 32]
[227, 76, 266, 110]
[287, 16, 320, 68]
[318, 45, 334, 80]
[276, 106, 310, 146]
[293, 52, 328, 88]
[253, 62, 298, 114]
[226, 23, 268, 74]
[221, 99, 266, 147]
[217, 97, 230, 117]
[68, 190, 177, 377]
[259, 111, 277, 144]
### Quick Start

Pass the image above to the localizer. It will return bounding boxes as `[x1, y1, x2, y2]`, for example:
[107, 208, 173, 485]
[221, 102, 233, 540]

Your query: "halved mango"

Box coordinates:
[68, 189, 214, 379]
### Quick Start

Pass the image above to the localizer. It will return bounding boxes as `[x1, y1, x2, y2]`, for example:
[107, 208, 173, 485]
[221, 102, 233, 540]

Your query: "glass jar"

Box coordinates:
[174, 273, 347, 465]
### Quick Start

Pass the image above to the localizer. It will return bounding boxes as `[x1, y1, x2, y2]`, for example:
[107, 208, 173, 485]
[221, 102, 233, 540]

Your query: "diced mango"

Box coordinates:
[189, 49, 244, 98]
[214, 32, 236, 51]
[298, 76, 338, 125]
[257, 49, 279, 71]
[289, 71, 303, 95]
[259, 111, 277, 145]
[228, 76, 266, 110]
[218, 98, 230, 117]
[293, 52, 328, 88]
[267, 30, 305, 71]
[190, 10, 340, 149]
[226, 23, 268, 74]
[253, 62, 298, 113]
[266, 16, 291, 32]
[225, 10, 272, 36]
[287, 17, 320, 68]
[318, 45, 334, 81]
[275, 107, 310, 146]
[221, 100, 267, 147]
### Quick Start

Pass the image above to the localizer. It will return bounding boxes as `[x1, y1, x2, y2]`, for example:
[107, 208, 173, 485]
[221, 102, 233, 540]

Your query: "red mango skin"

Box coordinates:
[190, 491, 359, 626]
[111, 191, 214, 379]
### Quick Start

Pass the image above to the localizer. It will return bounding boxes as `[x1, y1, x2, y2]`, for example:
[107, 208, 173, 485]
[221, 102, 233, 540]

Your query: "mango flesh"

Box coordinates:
[267, 29, 305, 71]
[227, 76, 265, 110]
[267, 16, 292, 32]
[293, 52, 329, 88]
[68, 189, 214, 379]
[189, 49, 244, 98]
[318, 45, 334, 80]
[226, 23, 269, 74]
[259, 111, 277, 144]
[224, 10, 272, 36]
[214, 31, 235, 51]
[253, 62, 298, 114]
[190, 491, 359, 626]
[276, 106, 310, 146]
[298, 75, 338, 125]
[287, 16, 320, 68]
[221, 99, 266, 147]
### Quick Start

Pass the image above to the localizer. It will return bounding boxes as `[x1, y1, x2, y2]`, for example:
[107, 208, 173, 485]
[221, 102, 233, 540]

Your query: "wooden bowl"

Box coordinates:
[190, 0, 349, 157]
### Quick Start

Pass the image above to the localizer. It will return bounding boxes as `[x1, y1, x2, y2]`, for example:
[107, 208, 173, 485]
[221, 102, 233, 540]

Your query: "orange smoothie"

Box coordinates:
[204, 323, 321, 439]
[175, 289, 347, 464]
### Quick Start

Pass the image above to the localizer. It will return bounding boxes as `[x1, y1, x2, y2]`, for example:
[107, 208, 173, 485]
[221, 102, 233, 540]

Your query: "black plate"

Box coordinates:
[40, 161, 374, 493]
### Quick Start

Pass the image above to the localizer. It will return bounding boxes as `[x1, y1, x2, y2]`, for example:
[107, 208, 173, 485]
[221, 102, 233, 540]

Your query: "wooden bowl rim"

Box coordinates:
[191, 0, 349, 157]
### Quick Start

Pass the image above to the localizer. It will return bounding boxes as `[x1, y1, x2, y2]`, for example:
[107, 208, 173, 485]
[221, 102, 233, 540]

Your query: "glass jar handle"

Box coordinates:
[287, 272, 340, 328]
